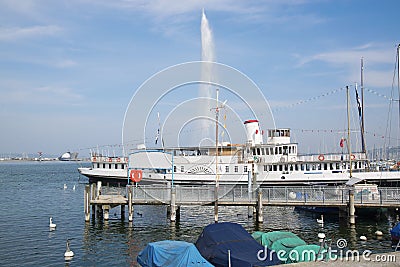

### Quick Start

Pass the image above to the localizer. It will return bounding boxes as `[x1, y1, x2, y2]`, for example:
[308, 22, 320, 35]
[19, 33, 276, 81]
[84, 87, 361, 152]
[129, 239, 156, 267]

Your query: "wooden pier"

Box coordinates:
[84, 182, 400, 224]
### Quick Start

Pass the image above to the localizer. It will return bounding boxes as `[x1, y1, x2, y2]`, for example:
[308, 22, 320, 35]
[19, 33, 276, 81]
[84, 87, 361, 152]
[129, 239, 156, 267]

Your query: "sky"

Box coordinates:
[1, 0, 400, 158]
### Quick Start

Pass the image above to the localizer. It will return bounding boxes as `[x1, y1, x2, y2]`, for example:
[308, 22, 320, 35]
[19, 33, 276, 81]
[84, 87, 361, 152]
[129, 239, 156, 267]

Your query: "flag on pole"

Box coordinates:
[340, 137, 345, 148]
[355, 88, 362, 119]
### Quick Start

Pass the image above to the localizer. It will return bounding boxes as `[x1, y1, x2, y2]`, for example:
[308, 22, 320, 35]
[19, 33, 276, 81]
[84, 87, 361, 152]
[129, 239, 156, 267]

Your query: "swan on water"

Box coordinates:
[73, 184, 76, 191]
[63, 184, 67, 190]
[64, 239, 74, 259]
[375, 230, 383, 236]
[49, 217, 56, 229]
[360, 235, 367, 241]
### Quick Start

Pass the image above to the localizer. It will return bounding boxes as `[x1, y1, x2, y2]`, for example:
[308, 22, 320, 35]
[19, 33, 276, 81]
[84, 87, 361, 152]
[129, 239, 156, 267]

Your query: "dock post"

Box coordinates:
[84, 185, 90, 222]
[97, 181, 102, 197]
[128, 185, 133, 222]
[121, 205, 125, 220]
[103, 205, 110, 220]
[214, 184, 219, 222]
[256, 189, 263, 223]
[91, 183, 96, 218]
[349, 188, 355, 224]
[170, 187, 176, 222]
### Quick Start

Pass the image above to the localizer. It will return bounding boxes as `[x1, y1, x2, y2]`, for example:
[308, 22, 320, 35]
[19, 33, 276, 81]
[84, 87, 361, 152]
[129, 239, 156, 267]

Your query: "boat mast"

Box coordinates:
[214, 88, 220, 222]
[347, 85, 353, 178]
[360, 57, 366, 154]
[397, 44, 400, 160]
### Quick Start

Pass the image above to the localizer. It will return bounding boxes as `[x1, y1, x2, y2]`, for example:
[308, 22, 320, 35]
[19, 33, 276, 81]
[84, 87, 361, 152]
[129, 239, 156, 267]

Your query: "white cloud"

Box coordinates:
[0, 25, 62, 41]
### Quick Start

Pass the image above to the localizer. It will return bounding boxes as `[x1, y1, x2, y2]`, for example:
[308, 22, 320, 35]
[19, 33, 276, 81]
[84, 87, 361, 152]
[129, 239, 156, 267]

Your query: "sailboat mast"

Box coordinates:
[397, 44, 400, 160]
[347, 86, 353, 178]
[360, 57, 366, 154]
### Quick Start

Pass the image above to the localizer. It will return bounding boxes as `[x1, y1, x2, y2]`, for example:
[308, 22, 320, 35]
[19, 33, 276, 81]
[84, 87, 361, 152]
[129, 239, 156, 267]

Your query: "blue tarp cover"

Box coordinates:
[391, 222, 400, 239]
[195, 222, 280, 267]
[137, 240, 213, 267]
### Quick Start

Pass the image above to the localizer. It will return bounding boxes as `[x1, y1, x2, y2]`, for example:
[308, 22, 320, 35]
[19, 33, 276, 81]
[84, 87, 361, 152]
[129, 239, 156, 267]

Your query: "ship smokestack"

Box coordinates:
[244, 120, 263, 146]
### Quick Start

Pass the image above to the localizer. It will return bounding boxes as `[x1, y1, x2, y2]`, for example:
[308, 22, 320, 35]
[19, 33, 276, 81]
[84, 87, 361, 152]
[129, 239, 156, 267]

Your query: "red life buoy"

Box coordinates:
[350, 154, 356, 160]
[318, 154, 324, 161]
[93, 157, 97, 162]
[108, 158, 112, 162]
[130, 170, 143, 183]
[117, 158, 121, 162]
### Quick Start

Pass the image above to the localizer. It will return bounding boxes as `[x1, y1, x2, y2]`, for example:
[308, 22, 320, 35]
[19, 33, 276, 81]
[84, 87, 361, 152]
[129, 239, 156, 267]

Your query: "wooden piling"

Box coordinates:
[257, 189, 263, 223]
[128, 185, 133, 222]
[170, 187, 176, 222]
[103, 205, 110, 220]
[214, 185, 218, 222]
[349, 188, 355, 224]
[84, 185, 90, 222]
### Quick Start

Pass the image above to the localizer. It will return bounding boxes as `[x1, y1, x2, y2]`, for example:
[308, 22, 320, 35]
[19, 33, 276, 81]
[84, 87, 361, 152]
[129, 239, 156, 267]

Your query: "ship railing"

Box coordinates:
[129, 185, 400, 205]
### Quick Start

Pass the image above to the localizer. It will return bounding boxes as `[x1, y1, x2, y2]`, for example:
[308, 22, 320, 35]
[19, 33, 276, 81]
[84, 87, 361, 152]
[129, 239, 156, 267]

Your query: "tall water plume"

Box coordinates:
[198, 9, 215, 145]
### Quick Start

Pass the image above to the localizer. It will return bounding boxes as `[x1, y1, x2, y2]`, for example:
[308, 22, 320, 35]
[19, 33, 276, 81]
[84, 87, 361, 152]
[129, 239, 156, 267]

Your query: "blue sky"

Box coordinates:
[1, 0, 400, 157]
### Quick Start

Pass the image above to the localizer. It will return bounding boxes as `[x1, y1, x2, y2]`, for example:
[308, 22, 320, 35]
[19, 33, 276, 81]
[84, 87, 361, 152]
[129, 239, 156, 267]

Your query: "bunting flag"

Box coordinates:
[340, 137, 345, 148]
[155, 128, 160, 145]
[355, 88, 362, 119]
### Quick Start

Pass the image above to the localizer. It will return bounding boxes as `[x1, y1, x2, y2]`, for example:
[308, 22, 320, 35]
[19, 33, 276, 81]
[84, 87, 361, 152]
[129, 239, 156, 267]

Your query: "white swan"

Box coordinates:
[73, 184, 76, 191]
[63, 184, 67, 190]
[360, 235, 367, 241]
[49, 217, 56, 229]
[64, 239, 74, 258]
[375, 230, 383, 236]
[316, 214, 324, 224]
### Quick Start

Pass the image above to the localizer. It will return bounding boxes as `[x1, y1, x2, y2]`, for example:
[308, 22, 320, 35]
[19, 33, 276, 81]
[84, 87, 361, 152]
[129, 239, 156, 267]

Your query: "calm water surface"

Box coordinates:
[0, 161, 397, 266]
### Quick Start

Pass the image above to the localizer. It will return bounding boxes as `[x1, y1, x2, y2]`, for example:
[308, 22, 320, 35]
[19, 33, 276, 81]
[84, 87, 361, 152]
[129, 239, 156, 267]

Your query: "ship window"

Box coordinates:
[274, 147, 278, 154]
[181, 166, 184, 172]
[336, 163, 340, 170]
[261, 148, 265, 155]
[269, 165, 272, 171]
[306, 164, 310, 171]
[312, 164, 316, 170]
[265, 148, 269, 155]
[264, 165, 268, 171]
[244, 166, 248, 173]
[317, 164, 321, 170]
[289, 165, 293, 171]
[273, 165, 277, 171]
[225, 166, 229, 173]
[279, 165, 283, 171]
[301, 164, 304, 171]
[252, 148, 256, 155]
[284, 164, 288, 171]
[108, 164, 112, 169]
[103, 163, 106, 168]
[295, 164, 299, 171]
[234, 166, 238, 172]
[174, 166, 177, 172]
[96, 163, 100, 168]
[115, 164, 118, 169]
[122, 164, 125, 170]
[279, 147, 282, 154]
[257, 148, 260, 155]
[324, 163, 328, 170]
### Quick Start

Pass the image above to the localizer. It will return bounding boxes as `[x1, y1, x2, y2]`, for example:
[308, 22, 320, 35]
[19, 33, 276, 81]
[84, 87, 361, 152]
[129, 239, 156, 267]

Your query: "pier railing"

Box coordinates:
[129, 185, 400, 206]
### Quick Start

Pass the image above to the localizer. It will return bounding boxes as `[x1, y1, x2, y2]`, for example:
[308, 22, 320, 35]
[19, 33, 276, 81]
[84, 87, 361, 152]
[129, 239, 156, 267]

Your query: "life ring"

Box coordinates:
[108, 158, 112, 162]
[93, 157, 97, 162]
[129, 170, 143, 183]
[318, 154, 325, 161]
[350, 154, 356, 160]
[117, 158, 121, 162]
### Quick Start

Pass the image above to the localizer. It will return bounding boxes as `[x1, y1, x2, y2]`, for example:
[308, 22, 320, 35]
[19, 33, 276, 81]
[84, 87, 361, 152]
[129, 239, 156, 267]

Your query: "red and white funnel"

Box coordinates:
[244, 120, 263, 146]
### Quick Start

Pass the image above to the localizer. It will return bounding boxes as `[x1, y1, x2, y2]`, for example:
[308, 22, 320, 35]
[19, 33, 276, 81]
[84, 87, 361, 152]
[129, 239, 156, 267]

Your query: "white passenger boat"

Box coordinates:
[78, 119, 400, 186]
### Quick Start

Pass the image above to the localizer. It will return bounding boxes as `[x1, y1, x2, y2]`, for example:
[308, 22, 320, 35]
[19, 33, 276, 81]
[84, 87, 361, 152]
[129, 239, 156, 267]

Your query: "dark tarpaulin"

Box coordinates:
[195, 222, 280, 267]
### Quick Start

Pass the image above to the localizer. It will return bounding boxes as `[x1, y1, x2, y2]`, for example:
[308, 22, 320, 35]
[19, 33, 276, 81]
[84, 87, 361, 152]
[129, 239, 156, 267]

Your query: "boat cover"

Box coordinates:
[137, 240, 213, 267]
[195, 222, 280, 267]
[252, 231, 300, 248]
[391, 222, 400, 240]
[285, 244, 327, 263]
[270, 237, 307, 260]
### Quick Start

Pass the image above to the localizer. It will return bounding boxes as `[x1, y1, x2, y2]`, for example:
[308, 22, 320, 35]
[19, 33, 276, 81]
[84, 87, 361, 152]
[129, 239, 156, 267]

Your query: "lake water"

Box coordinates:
[0, 161, 397, 266]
